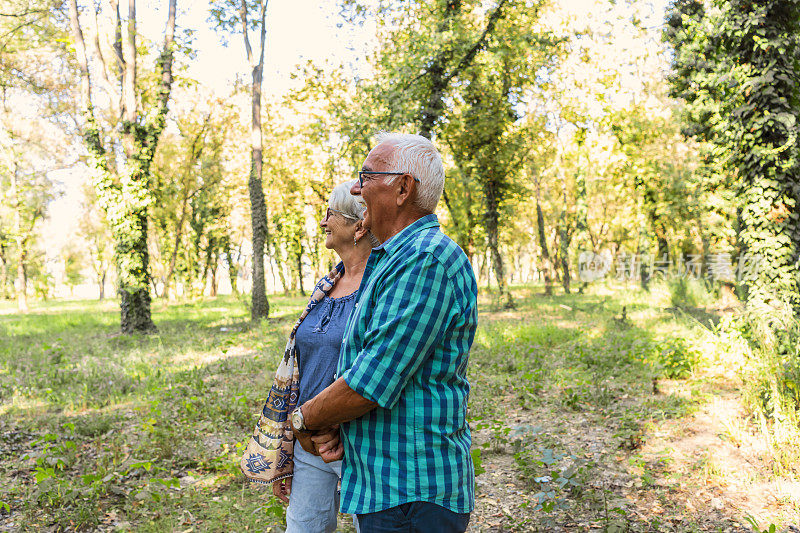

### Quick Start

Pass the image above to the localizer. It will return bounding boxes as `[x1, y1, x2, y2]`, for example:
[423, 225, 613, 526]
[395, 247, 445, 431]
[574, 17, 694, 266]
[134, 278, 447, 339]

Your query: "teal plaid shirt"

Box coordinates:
[337, 214, 478, 515]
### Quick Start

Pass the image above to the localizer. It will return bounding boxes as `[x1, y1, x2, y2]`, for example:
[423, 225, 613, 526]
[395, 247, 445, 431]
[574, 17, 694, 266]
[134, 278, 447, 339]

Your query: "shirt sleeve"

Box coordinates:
[341, 252, 457, 409]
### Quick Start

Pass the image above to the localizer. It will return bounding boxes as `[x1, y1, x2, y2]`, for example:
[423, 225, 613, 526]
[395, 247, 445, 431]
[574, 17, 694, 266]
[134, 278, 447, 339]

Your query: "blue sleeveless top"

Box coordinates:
[294, 290, 358, 406]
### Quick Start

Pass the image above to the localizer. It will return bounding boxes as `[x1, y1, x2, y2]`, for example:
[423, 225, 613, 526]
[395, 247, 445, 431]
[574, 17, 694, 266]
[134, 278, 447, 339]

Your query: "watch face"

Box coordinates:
[292, 409, 302, 430]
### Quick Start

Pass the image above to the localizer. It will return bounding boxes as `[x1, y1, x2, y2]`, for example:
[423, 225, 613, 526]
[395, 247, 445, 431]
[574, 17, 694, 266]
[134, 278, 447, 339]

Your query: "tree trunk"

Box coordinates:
[574, 161, 589, 294]
[558, 178, 571, 295]
[558, 215, 571, 294]
[295, 248, 305, 296]
[99, 270, 106, 300]
[226, 245, 238, 296]
[0, 246, 8, 300]
[11, 166, 28, 312]
[637, 225, 650, 291]
[274, 247, 288, 295]
[484, 172, 513, 308]
[209, 250, 218, 297]
[644, 190, 669, 263]
[118, 210, 155, 333]
[16, 245, 27, 312]
[536, 201, 553, 296]
[242, 0, 270, 320]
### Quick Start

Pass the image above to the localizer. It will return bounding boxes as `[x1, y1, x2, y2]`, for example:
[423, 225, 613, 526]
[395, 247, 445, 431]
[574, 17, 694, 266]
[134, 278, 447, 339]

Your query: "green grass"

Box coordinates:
[0, 285, 787, 531]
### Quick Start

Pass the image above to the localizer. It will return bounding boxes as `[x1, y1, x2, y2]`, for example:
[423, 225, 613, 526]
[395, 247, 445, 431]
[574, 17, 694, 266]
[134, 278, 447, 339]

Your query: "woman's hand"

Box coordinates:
[272, 477, 292, 504]
[293, 430, 319, 456]
[312, 425, 344, 463]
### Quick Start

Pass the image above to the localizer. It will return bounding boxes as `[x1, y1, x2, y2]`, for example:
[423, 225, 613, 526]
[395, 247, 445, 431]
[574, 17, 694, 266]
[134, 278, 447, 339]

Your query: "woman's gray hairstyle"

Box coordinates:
[375, 131, 445, 213]
[328, 179, 367, 221]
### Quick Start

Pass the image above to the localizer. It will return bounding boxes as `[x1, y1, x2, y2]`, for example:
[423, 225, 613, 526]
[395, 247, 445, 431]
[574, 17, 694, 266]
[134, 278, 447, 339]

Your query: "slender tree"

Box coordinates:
[211, 0, 271, 319]
[78, 186, 113, 300]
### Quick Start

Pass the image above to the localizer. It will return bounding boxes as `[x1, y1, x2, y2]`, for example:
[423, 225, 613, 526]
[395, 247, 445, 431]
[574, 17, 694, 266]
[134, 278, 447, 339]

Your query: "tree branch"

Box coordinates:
[0, 9, 47, 17]
[67, 0, 97, 130]
[122, 0, 136, 126]
[89, 3, 119, 107]
[156, 0, 176, 117]
[240, 0, 253, 65]
[444, 0, 509, 84]
[257, 0, 268, 69]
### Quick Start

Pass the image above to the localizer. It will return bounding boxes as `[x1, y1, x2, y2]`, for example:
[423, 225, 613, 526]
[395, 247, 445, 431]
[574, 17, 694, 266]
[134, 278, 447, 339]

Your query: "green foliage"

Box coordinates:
[667, 276, 715, 309]
[713, 307, 800, 477]
[745, 516, 778, 533]
[727, 310, 800, 422]
[655, 337, 700, 379]
[665, 0, 800, 314]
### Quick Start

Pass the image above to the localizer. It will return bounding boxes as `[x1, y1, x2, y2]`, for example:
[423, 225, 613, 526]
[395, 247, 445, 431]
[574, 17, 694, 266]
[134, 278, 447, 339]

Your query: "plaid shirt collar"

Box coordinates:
[375, 214, 440, 257]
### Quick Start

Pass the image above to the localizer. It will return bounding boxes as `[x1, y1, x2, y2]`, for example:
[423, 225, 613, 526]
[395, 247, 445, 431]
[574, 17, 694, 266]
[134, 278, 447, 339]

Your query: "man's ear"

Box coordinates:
[395, 173, 415, 207]
[354, 220, 370, 242]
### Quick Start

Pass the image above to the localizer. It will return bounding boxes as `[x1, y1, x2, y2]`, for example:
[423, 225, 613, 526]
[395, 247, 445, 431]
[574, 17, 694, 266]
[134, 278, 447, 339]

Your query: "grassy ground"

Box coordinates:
[0, 284, 797, 531]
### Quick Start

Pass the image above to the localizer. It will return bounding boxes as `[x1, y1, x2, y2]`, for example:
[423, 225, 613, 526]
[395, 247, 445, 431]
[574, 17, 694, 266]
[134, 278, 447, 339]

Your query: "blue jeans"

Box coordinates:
[285, 445, 343, 533]
[357, 501, 470, 533]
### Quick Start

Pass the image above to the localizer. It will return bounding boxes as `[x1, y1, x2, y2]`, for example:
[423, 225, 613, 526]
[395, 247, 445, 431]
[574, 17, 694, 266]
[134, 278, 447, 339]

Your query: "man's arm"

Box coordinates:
[296, 254, 454, 455]
[300, 377, 377, 430]
[290, 378, 376, 462]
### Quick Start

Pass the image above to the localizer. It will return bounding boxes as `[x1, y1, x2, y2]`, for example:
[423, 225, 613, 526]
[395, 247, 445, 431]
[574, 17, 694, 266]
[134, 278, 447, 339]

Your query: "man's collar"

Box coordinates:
[374, 214, 439, 256]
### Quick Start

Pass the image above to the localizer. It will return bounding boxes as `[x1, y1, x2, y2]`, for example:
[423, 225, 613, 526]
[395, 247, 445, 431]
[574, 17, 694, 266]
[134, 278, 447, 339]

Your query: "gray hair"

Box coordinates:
[375, 131, 445, 213]
[328, 179, 366, 222]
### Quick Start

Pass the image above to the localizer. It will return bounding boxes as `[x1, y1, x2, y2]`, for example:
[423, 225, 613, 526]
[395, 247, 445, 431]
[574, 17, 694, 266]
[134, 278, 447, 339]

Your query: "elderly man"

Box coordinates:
[291, 132, 478, 532]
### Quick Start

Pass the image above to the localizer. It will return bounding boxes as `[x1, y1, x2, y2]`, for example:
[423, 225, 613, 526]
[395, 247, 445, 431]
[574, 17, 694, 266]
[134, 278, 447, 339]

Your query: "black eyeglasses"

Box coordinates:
[358, 170, 420, 188]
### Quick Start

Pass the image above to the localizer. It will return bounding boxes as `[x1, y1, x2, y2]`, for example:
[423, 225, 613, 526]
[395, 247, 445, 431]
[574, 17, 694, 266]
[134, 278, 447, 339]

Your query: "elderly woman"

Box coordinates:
[263, 179, 373, 532]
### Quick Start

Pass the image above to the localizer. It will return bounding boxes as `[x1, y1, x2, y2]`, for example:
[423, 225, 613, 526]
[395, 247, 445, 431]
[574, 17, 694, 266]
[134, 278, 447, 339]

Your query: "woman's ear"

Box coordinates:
[354, 220, 370, 243]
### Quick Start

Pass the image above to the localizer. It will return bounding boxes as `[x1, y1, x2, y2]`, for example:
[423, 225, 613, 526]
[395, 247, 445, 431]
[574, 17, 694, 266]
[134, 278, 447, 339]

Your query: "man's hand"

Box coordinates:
[272, 477, 292, 504]
[311, 425, 344, 463]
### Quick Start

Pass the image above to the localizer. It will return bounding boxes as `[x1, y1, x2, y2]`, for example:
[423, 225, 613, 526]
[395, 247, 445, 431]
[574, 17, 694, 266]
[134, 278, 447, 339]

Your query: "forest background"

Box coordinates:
[2, 0, 800, 530]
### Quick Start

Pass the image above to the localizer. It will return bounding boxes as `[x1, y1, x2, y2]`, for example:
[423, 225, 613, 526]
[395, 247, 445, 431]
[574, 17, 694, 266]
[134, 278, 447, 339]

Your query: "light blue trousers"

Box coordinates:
[286, 444, 347, 533]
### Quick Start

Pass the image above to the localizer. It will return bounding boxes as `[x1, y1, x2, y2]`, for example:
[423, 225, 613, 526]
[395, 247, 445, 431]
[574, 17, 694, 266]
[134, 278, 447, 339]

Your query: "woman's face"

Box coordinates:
[320, 206, 358, 251]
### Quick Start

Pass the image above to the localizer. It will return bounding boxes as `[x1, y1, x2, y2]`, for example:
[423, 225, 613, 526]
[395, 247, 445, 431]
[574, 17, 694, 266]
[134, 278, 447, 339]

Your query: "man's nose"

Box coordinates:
[350, 182, 362, 196]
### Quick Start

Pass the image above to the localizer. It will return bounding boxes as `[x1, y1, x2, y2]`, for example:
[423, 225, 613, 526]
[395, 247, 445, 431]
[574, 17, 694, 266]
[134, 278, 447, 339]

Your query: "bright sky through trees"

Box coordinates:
[37, 0, 669, 300]
[41, 0, 375, 268]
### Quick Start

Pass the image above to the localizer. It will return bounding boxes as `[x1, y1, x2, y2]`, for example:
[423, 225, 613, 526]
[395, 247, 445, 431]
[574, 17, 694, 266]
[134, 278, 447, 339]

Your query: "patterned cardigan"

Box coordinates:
[240, 263, 344, 485]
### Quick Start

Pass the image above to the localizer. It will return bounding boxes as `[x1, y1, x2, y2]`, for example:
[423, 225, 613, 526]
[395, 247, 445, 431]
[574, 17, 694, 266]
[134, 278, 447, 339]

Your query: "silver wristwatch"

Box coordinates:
[291, 406, 309, 433]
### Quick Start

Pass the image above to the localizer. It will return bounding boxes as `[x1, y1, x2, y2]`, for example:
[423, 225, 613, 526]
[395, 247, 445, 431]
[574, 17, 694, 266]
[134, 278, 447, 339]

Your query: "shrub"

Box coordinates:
[656, 338, 700, 379]
[721, 306, 800, 474]
[666, 276, 715, 309]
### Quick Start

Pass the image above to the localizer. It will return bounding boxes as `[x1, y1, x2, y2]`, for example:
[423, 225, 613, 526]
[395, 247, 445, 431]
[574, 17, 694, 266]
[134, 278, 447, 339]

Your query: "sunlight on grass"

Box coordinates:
[2, 285, 798, 530]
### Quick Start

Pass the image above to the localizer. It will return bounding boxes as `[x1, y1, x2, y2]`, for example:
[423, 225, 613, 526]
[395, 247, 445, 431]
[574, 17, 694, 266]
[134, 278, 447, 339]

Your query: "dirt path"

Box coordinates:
[467, 379, 799, 531]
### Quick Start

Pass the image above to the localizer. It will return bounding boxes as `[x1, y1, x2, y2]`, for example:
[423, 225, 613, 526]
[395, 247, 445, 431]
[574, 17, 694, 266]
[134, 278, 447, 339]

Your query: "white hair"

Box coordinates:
[328, 179, 366, 222]
[375, 131, 445, 213]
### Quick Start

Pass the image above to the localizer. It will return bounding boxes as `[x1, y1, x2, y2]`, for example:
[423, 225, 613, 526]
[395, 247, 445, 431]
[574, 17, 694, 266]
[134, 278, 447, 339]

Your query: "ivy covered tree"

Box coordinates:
[665, 0, 800, 315]
[67, 0, 178, 332]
